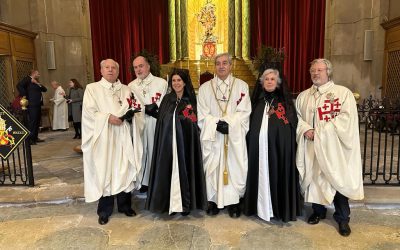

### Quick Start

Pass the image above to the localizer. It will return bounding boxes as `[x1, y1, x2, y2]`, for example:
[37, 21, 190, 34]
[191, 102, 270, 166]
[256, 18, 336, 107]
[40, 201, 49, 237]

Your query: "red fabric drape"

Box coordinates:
[251, 0, 326, 93]
[89, 0, 169, 84]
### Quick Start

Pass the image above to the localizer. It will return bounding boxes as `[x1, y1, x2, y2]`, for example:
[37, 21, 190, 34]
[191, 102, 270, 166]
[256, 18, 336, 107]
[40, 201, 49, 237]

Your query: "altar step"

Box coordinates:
[161, 59, 258, 90]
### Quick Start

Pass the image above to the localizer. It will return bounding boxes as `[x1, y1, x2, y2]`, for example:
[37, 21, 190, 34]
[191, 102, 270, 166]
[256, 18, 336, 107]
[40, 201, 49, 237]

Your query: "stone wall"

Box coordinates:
[325, 0, 399, 100]
[0, 0, 93, 104]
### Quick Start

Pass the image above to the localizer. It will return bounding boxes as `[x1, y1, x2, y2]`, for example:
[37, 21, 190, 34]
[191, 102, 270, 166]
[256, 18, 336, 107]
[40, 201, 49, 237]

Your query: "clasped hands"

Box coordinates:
[216, 120, 229, 134]
[304, 129, 314, 141]
[145, 103, 158, 118]
[119, 108, 141, 122]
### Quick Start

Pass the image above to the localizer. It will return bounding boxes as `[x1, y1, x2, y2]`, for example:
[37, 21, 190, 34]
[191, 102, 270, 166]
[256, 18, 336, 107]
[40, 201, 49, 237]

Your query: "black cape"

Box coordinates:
[145, 93, 208, 213]
[243, 92, 303, 222]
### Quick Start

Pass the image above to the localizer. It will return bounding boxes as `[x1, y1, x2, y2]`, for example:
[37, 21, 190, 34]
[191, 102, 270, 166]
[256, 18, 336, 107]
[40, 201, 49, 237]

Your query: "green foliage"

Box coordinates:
[131, 50, 161, 77]
[253, 45, 285, 74]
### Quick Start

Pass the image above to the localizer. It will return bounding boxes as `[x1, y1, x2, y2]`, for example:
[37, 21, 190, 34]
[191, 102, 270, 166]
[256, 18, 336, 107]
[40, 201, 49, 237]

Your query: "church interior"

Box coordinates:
[0, 0, 399, 249]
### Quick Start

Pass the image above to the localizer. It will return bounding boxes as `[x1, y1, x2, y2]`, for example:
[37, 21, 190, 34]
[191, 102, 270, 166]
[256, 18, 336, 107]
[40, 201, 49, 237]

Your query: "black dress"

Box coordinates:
[145, 93, 208, 213]
[243, 91, 302, 222]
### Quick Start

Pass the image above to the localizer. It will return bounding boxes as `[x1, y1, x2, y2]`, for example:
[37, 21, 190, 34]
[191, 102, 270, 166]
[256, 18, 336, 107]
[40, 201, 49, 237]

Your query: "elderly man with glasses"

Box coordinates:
[295, 58, 364, 236]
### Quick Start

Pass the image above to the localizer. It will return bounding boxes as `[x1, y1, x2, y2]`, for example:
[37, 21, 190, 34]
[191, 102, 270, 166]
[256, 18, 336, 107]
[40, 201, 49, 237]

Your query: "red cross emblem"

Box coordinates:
[274, 103, 289, 124]
[318, 98, 341, 122]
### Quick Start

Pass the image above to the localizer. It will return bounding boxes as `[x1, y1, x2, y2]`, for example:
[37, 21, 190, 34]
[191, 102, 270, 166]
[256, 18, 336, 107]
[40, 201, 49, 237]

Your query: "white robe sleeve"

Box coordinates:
[222, 83, 251, 197]
[295, 91, 315, 193]
[314, 89, 364, 200]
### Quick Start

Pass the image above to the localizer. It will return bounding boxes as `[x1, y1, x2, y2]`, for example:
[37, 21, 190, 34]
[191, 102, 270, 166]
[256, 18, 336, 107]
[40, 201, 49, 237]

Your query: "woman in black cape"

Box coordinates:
[145, 68, 208, 215]
[243, 68, 302, 222]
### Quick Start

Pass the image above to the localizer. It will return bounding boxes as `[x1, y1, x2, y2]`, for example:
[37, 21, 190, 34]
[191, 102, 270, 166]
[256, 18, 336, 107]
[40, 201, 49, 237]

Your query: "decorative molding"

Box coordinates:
[381, 16, 400, 30]
[0, 22, 36, 38]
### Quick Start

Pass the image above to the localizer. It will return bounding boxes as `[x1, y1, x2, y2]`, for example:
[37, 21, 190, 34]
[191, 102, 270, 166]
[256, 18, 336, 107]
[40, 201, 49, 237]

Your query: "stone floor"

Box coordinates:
[0, 129, 399, 250]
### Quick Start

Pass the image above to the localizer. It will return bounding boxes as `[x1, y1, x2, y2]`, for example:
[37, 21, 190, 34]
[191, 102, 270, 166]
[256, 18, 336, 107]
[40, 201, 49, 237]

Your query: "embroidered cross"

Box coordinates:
[236, 92, 245, 105]
[274, 103, 289, 124]
[318, 98, 341, 122]
[151, 92, 162, 103]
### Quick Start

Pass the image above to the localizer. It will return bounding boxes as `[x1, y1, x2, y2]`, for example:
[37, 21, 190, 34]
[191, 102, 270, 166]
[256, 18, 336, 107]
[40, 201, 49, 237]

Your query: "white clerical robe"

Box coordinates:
[198, 75, 251, 208]
[295, 81, 364, 205]
[128, 73, 168, 186]
[52, 86, 69, 130]
[82, 78, 142, 203]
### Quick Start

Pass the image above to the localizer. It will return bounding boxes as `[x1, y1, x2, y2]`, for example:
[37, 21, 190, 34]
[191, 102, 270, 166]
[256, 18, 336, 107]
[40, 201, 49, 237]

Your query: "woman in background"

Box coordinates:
[67, 79, 84, 139]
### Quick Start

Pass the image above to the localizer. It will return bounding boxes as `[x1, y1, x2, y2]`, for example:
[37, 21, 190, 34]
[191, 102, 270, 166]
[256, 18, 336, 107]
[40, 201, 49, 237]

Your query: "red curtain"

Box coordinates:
[251, 0, 326, 93]
[89, 0, 169, 84]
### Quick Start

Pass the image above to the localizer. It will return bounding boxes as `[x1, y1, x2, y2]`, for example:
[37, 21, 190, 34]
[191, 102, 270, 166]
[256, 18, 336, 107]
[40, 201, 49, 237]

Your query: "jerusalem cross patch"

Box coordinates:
[318, 98, 341, 122]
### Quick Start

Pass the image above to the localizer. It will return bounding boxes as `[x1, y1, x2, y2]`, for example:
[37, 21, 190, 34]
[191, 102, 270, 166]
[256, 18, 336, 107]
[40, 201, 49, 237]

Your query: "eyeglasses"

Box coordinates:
[309, 68, 327, 74]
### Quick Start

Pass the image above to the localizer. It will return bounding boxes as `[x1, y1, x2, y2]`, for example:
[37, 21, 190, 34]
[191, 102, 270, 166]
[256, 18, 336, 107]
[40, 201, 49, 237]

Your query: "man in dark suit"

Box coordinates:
[17, 70, 47, 145]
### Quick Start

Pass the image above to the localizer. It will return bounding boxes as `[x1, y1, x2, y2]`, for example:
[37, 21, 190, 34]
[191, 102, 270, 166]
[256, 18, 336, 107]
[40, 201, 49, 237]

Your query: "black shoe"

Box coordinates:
[169, 212, 177, 216]
[73, 134, 79, 139]
[206, 202, 219, 216]
[338, 222, 351, 237]
[181, 211, 190, 216]
[29, 140, 37, 145]
[98, 215, 109, 225]
[139, 185, 148, 193]
[228, 204, 241, 218]
[36, 138, 45, 143]
[118, 208, 136, 217]
[307, 213, 326, 225]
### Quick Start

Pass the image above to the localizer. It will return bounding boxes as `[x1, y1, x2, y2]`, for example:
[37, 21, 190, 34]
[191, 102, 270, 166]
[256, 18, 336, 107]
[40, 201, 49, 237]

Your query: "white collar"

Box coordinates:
[312, 80, 334, 94]
[138, 73, 154, 85]
[99, 77, 122, 91]
[216, 75, 232, 86]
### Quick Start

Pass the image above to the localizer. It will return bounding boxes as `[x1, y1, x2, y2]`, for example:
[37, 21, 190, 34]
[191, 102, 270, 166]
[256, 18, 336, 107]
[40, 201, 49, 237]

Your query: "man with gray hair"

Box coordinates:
[198, 53, 251, 218]
[82, 59, 142, 225]
[295, 58, 364, 236]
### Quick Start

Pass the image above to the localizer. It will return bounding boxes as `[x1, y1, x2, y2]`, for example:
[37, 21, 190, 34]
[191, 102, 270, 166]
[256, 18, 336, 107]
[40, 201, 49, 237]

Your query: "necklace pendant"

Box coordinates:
[118, 100, 122, 106]
[143, 90, 146, 96]
[222, 95, 226, 100]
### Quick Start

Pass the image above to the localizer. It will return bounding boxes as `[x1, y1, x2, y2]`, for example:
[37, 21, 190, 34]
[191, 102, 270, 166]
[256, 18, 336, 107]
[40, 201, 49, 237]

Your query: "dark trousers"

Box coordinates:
[28, 105, 41, 141]
[312, 192, 350, 223]
[97, 192, 132, 216]
[73, 122, 81, 136]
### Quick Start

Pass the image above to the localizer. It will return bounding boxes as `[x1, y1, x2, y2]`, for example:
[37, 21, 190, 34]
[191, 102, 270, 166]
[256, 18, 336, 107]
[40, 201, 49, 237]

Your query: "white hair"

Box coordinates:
[310, 58, 333, 78]
[214, 52, 233, 65]
[100, 59, 119, 70]
[260, 69, 282, 85]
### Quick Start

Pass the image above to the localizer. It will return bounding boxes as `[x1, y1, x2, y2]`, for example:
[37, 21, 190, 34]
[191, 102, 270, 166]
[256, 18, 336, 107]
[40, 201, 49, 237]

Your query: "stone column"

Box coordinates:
[234, 0, 242, 59]
[241, 0, 250, 60]
[228, 0, 235, 56]
[175, 0, 181, 60]
[168, 0, 176, 62]
[180, 0, 188, 59]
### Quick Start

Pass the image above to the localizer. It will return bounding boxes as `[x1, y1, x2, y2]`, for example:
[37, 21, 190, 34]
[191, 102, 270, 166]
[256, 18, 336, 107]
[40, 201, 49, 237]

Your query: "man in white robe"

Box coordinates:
[296, 58, 364, 236]
[82, 59, 142, 225]
[50, 81, 69, 130]
[198, 53, 251, 218]
[128, 55, 168, 192]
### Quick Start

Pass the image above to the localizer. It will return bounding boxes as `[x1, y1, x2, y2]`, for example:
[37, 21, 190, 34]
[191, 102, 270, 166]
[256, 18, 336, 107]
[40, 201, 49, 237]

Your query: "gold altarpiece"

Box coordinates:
[168, 0, 250, 61]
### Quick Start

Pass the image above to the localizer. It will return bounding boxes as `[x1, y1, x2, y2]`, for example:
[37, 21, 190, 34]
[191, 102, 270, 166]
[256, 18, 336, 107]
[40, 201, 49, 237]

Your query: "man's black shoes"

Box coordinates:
[338, 222, 351, 237]
[206, 202, 219, 216]
[98, 214, 109, 225]
[118, 208, 136, 217]
[228, 204, 241, 218]
[307, 213, 326, 224]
